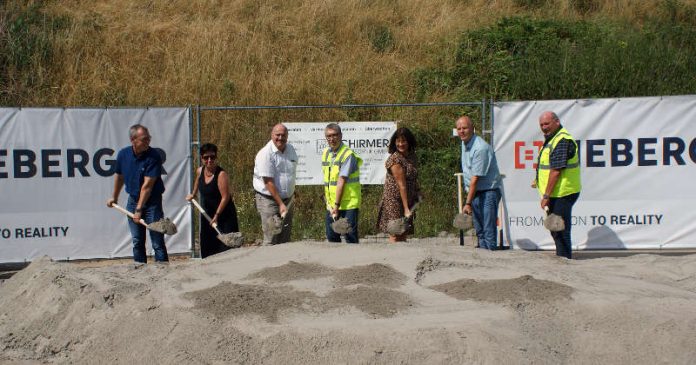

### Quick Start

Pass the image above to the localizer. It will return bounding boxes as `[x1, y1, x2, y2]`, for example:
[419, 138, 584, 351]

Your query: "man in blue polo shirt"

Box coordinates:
[107, 124, 169, 263]
[456, 116, 502, 250]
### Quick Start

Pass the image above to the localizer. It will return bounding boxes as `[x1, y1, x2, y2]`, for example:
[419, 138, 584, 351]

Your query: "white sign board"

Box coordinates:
[285, 122, 397, 185]
[494, 95, 696, 250]
[0, 108, 192, 262]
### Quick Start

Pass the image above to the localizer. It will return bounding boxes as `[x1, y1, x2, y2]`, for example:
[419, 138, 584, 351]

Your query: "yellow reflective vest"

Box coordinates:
[536, 128, 581, 198]
[322, 144, 362, 210]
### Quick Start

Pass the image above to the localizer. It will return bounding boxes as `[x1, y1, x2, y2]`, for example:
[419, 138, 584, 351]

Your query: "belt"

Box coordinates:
[255, 191, 293, 202]
[475, 188, 499, 194]
[254, 191, 274, 200]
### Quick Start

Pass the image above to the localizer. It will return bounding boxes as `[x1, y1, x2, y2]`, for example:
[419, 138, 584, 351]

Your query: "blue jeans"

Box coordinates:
[326, 209, 359, 244]
[548, 193, 579, 259]
[471, 189, 501, 250]
[127, 196, 169, 263]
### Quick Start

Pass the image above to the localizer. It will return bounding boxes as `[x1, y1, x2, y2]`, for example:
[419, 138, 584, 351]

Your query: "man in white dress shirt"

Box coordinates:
[253, 124, 298, 245]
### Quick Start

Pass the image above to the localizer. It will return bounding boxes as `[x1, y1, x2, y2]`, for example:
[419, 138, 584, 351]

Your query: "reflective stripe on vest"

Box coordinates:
[322, 144, 362, 210]
[536, 128, 581, 198]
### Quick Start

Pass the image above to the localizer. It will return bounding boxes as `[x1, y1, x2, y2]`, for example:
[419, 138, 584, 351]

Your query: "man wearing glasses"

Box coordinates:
[253, 124, 298, 245]
[107, 124, 169, 263]
[322, 123, 363, 243]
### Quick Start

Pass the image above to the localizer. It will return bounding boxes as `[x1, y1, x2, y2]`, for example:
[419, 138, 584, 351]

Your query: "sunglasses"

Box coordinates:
[202, 155, 217, 161]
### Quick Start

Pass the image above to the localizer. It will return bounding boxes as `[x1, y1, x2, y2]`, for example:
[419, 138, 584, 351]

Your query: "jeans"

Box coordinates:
[471, 189, 501, 250]
[548, 193, 580, 259]
[326, 209, 359, 243]
[127, 195, 169, 263]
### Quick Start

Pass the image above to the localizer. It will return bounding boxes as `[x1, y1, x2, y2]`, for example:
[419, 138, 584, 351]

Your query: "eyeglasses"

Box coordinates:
[325, 133, 340, 140]
[202, 155, 217, 161]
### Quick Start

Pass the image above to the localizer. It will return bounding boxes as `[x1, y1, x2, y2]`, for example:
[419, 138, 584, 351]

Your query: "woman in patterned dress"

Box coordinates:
[376, 127, 420, 242]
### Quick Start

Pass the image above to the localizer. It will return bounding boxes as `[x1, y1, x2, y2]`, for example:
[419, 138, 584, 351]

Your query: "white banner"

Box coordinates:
[285, 122, 397, 185]
[0, 108, 192, 262]
[494, 95, 696, 250]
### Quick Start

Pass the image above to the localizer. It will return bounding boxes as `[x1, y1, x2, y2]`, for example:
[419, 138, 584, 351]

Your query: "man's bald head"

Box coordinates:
[271, 123, 289, 152]
[538, 111, 561, 137]
[455, 116, 474, 142]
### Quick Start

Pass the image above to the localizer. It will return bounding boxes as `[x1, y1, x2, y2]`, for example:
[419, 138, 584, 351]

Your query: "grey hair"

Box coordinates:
[325, 123, 341, 135]
[129, 124, 148, 139]
[549, 112, 560, 122]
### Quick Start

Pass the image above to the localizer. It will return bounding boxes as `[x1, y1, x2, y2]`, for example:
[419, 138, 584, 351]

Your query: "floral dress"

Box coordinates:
[376, 152, 419, 234]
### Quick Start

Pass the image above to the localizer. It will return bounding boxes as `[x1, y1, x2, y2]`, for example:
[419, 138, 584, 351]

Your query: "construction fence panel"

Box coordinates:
[493, 95, 696, 250]
[0, 107, 192, 262]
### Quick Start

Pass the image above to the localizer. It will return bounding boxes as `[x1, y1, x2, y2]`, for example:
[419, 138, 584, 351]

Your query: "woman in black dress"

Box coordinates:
[186, 143, 239, 258]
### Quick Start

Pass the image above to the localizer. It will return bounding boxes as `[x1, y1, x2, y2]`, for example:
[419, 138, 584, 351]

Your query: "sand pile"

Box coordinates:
[430, 275, 574, 305]
[2, 239, 696, 364]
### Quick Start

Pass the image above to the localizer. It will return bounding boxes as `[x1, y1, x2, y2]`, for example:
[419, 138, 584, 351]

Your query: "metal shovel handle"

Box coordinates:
[325, 201, 337, 221]
[405, 197, 422, 219]
[111, 203, 148, 227]
[281, 196, 294, 219]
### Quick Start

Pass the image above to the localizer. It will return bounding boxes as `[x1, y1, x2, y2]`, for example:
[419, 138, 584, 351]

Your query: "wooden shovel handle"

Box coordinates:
[111, 204, 148, 227]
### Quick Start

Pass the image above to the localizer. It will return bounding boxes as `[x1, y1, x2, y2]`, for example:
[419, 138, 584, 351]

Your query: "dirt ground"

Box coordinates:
[1, 237, 696, 364]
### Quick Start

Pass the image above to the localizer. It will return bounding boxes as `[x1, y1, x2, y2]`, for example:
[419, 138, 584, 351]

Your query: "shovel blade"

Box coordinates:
[452, 213, 473, 230]
[264, 215, 283, 235]
[386, 218, 408, 236]
[148, 218, 178, 235]
[544, 214, 565, 232]
[218, 232, 244, 248]
[331, 218, 353, 235]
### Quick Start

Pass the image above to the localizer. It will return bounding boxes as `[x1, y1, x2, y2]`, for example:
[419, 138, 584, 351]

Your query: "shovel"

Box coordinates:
[452, 173, 474, 231]
[111, 204, 177, 235]
[264, 197, 294, 236]
[386, 198, 422, 236]
[325, 202, 353, 235]
[190, 199, 244, 248]
[543, 206, 565, 232]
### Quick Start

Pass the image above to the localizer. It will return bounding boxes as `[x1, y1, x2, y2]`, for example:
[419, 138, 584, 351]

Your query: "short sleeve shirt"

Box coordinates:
[548, 133, 577, 170]
[115, 146, 165, 200]
[338, 155, 358, 177]
[252, 140, 298, 198]
[460, 135, 501, 191]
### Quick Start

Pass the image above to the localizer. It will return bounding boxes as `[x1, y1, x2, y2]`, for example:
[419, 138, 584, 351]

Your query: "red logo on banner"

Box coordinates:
[514, 141, 544, 169]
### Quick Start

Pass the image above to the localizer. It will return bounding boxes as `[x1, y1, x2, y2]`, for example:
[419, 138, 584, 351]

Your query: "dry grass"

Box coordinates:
[32, 0, 522, 106]
[6, 0, 694, 107]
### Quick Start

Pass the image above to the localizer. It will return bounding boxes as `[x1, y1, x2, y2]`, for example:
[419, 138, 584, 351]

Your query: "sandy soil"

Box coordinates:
[1, 237, 696, 364]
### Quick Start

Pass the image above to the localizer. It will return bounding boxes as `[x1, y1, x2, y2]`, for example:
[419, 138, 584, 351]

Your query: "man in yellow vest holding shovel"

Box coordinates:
[534, 111, 581, 259]
[322, 123, 363, 243]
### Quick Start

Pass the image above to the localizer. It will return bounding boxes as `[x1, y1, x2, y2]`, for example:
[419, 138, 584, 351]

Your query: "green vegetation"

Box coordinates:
[415, 16, 696, 101]
[2, 0, 696, 241]
[0, 2, 69, 104]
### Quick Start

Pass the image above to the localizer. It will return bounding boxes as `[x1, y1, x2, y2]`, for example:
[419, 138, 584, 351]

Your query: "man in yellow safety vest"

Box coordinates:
[322, 123, 363, 243]
[533, 111, 581, 259]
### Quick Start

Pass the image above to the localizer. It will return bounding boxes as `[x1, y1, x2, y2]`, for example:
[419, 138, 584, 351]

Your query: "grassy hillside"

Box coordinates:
[2, 0, 696, 241]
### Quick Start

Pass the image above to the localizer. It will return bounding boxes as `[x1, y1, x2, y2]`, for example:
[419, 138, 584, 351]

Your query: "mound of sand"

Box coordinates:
[247, 261, 334, 282]
[430, 275, 574, 305]
[1, 238, 696, 364]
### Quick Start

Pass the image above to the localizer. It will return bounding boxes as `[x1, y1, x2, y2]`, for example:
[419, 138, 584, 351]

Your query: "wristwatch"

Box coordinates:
[542, 194, 550, 199]
[135, 208, 143, 213]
